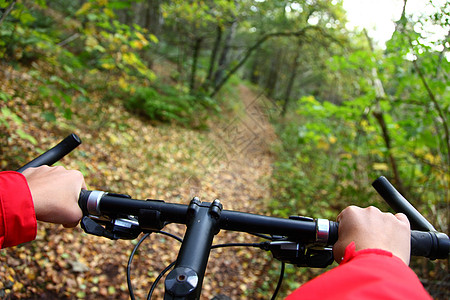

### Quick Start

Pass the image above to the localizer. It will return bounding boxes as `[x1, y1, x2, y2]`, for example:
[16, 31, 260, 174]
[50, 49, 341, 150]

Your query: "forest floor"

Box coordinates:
[0, 62, 306, 299]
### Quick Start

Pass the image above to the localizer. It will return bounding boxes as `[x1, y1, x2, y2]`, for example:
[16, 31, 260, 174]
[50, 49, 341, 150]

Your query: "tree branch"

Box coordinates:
[57, 33, 80, 47]
[411, 58, 450, 170]
[364, 30, 408, 197]
[0, 0, 17, 27]
[210, 26, 325, 97]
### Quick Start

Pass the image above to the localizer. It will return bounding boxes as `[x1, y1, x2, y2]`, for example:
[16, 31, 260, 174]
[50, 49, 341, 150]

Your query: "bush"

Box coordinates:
[124, 85, 219, 128]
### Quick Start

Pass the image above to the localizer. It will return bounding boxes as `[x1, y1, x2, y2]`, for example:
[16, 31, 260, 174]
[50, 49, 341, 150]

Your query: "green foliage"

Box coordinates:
[0, 0, 162, 125]
[74, 1, 158, 83]
[0, 106, 37, 145]
[125, 84, 219, 128]
[161, 0, 235, 26]
[0, 1, 50, 62]
[270, 96, 381, 219]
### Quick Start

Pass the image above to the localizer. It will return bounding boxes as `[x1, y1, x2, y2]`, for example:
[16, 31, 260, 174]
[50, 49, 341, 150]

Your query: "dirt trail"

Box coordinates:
[188, 85, 277, 211]
[186, 84, 280, 298]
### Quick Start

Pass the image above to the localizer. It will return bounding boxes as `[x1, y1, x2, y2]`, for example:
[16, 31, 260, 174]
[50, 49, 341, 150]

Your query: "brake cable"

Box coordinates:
[128, 231, 183, 300]
[127, 231, 286, 299]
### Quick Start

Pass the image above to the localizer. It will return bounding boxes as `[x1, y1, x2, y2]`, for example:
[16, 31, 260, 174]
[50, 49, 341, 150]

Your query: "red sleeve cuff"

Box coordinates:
[0, 171, 37, 248]
[340, 242, 393, 265]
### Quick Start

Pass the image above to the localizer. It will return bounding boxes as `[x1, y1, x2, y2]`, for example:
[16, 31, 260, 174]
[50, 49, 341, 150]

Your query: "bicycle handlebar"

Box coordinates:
[78, 190, 449, 260]
[79, 190, 338, 246]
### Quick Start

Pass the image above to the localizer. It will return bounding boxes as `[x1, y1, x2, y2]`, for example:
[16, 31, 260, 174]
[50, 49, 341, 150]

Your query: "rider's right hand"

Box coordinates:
[333, 206, 411, 265]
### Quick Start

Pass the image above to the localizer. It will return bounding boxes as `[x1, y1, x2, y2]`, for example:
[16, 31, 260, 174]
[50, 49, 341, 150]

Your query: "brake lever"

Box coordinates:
[267, 241, 334, 268]
[81, 215, 142, 240]
[81, 217, 117, 239]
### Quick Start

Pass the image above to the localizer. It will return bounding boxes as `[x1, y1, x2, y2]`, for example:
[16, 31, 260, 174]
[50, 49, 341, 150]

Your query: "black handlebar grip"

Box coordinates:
[328, 221, 339, 245]
[17, 133, 82, 173]
[411, 230, 450, 259]
[78, 189, 91, 216]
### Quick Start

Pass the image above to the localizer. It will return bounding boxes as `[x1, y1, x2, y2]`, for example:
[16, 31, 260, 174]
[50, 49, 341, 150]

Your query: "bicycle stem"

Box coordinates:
[164, 198, 222, 299]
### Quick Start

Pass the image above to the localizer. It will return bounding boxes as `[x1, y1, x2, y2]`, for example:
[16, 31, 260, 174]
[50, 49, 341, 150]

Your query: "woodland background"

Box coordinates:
[0, 0, 448, 299]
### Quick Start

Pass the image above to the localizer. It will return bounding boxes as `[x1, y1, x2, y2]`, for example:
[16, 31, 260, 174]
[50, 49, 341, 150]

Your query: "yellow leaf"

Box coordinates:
[103, 8, 115, 18]
[370, 148, 383, 156]
[149, 34, 159, 43]
[340, 153, 352, 159]
[13, 281, 23, 292]
[135, 32, 149, 46]
[85, 36, 99, 49]
[373, 163, 389, 171]
[302, 95, 316, 104]
[118, 77, 128, 90]
[108, 133, 119, 145]
[317, 139, 330, 151]
[424, 153, 440, 164]
[130, 40, 144, 50]
[101, 63, 115, 70]
[122, 52, 141, 66]
[76, 2, 92, 15]
[26, 270, 36, 281]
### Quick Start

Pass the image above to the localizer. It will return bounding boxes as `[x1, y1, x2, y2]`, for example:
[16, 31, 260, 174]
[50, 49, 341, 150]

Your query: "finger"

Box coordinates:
[81, 179, 87, 190]
[63, 222, 79, 228]
[336, 205, 360, 222]
[336, 206, 351, 222]
[366, 205, 382, 214]
[394, 212, 410, 226]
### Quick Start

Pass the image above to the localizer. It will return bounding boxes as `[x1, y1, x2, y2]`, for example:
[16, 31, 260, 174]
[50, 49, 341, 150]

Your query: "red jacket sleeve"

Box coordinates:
[286, 242, 432, 300]
[0, 171, 37, 248]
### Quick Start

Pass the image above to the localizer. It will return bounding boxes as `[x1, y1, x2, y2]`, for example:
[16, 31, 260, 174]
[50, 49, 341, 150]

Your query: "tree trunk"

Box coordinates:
[206, 25, 222, 84]
[411, 57, 450, 176]
[265, 48, 282, 99]
[372, 111, 409, 198]
[190, 37, 203, 93]
[248, 55, 261, 84]
[213, 19, 237, 88]
[145, 0, 162, 36]
[132, 2, 145, 26]
[281, 47, 300, 116]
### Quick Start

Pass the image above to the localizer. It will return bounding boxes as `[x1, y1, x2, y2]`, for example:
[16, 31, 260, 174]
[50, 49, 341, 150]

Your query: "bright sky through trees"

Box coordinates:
[343, 0, 449, 49]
